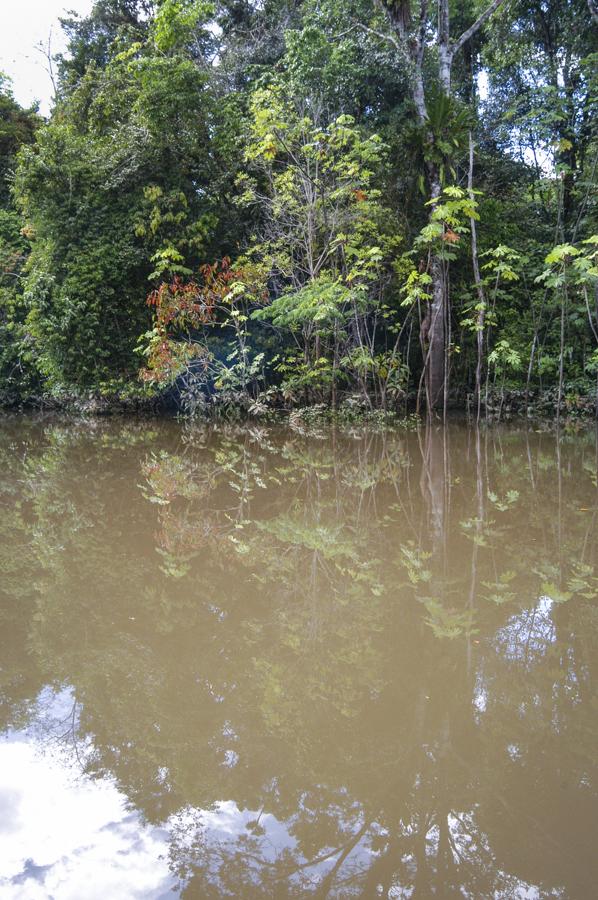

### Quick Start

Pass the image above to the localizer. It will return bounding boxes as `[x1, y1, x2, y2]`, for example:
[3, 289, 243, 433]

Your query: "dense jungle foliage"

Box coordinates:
[0, 0, 597, 417]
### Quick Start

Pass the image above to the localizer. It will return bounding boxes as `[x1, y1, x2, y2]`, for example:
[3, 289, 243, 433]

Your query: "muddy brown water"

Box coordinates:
[1, 416, 597, 898]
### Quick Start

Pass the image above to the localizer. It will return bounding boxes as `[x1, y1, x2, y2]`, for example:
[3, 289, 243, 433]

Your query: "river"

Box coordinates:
[0, 415, 597, 898]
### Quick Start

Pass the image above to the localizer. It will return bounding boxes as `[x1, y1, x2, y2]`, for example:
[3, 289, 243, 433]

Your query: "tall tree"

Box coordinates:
[373, 0, 509, 409]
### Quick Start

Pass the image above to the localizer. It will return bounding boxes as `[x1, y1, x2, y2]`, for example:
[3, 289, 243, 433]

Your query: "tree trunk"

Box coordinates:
[468, 133, 486, 423]
[427, 172, 446, 410]
[428, 254, 446, 409]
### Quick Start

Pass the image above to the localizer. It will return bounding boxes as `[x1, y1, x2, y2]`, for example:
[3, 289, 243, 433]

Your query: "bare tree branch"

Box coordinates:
[588, 0, 598, 26]
[34, 27, 57, 104]
[452, 0, 508, 57]
[337, 21, 402, 53]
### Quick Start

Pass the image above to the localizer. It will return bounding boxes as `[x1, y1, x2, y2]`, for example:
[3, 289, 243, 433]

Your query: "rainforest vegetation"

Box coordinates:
[0, 0, 597, 417]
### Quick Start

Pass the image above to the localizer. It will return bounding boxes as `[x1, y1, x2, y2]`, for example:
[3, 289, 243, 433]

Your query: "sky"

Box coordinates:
[0, 0, 94, 115]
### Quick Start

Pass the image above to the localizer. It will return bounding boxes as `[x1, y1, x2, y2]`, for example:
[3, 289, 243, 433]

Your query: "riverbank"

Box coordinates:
[2, 385, 596, 425]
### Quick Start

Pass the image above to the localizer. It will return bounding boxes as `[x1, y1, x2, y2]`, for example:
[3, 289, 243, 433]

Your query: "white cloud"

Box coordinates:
[0, 740, 176, 899]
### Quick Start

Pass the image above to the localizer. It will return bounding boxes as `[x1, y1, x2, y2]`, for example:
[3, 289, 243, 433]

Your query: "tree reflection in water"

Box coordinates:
[0, 416, 597, 897]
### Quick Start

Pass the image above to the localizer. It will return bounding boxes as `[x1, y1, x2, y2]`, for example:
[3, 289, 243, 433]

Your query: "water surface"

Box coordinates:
[1, 416, 597, 898]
